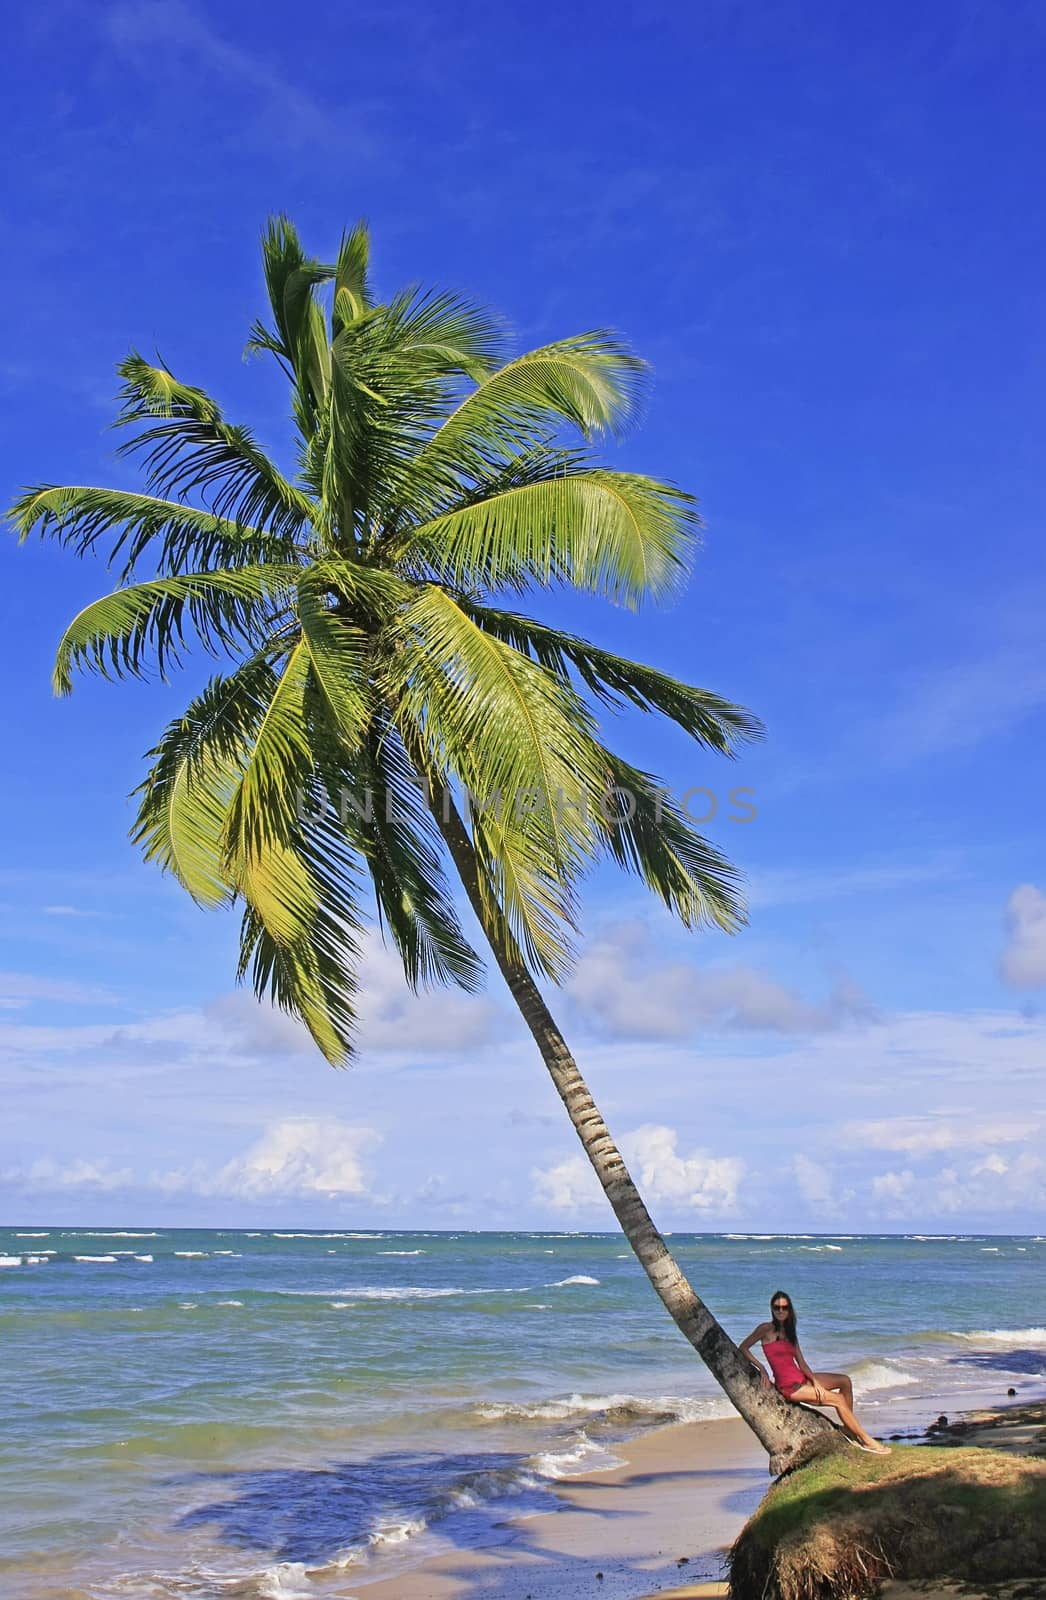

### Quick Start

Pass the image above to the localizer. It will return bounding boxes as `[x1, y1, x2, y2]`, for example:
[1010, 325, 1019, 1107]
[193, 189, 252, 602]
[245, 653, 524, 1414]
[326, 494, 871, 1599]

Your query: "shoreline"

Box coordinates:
[350, 1414, 765, 1600]
[347, 1393, 1046, 1600]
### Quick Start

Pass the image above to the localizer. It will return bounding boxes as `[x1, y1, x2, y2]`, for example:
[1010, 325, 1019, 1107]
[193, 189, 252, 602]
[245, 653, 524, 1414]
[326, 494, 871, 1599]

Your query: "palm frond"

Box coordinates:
[237, 889, 363, 1067]
[309, 705, 484, 993]
[388, 586, 610, 978]
[222, 638, 367, 1064]
[297, 569, 376, 752]
[595, 749, 747, 932]
[116, 353, 317, 538]
[53, 565, 298, 693]
[131, 643, 292, 906]
[331, 221, 373, 333]
[460, 601, 763, 751]
[10, 484, 303, 581]
[399, 333, 647, 501]
[395, 468, 697, 608]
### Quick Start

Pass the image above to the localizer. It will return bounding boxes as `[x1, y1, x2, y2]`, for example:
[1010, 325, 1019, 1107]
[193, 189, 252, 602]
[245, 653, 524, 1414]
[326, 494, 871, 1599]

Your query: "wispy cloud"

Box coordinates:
[4, 1117, 381, 1201]
[841, 1114, 1035, 1156]
[1000, 884, 1046, 990]
[566, 922, 875, 1039]
[748, 856, 962, 909]
[104, 0, 380, 155]
[0, 971, 120, 1009]
[875, 651, 1046, 765]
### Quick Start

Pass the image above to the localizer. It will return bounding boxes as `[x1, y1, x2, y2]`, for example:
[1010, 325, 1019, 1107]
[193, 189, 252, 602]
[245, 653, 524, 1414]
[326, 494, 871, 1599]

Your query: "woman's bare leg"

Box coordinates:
[787, 1383, 886, 1451]
[813, 1370, 854, 1408]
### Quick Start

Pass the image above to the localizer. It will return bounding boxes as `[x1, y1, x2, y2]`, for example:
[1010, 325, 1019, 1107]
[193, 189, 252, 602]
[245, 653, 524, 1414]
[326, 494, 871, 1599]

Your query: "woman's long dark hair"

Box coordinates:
[770, 1289, 797, 1345]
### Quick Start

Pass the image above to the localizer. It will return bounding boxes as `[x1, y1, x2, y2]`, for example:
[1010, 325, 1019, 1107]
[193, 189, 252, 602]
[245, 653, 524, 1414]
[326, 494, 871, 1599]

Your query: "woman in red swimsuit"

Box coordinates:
[740, 1289, 890, 1455]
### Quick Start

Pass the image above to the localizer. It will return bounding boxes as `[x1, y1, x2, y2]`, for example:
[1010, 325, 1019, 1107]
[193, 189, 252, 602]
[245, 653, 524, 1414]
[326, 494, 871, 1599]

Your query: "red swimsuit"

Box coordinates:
[763, 1338, 806, 1396]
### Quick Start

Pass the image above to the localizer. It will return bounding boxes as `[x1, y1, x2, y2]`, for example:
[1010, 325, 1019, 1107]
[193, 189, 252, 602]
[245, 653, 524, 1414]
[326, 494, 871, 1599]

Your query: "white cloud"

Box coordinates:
[1001, 884, 1046, 989]
[567, 925, 874, 1038]
[625, 1124, 744, 1210]
[4, 1156, 135, 1192]
[0, 971, 119, 1009]
[531, 1123, 743, 1215]
[5, 1120, 380, 1203]
[868, 1151, 1045, 1220]
[870, 1169, 915, 1204]
[793, 1153, 844, 1214]
[531, 1154, 601, 1211]
[842, 1114, 1034, 1156]
[158, 1118, 381, 1199]
[354, 941, 501, 1053]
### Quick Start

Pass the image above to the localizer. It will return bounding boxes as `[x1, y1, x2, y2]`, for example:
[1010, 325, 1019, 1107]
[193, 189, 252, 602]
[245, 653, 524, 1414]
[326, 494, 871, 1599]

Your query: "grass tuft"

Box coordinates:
[728, 1444, 1046, 1600]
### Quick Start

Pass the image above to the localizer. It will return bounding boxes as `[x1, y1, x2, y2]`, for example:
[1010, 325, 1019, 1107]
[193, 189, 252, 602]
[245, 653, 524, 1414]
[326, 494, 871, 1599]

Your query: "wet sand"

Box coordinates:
[352, 1416, 766, 1600]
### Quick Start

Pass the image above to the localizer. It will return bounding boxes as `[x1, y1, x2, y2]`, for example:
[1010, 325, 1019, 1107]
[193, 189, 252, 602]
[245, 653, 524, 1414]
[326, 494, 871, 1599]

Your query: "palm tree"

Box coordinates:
[11, 218, 834, 1473]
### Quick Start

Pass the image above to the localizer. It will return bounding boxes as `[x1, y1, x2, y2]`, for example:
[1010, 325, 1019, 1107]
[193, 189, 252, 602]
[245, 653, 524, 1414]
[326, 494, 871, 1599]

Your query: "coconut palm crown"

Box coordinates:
[12, 220, 837, 1472]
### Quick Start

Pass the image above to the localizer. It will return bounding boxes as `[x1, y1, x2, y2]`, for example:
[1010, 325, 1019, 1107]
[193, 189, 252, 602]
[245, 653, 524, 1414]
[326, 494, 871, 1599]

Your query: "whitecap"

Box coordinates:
[954, 1327, 1046, 1347]
[74, 1254, 117, 1263]
[134, 1255, 153, 1262]
[324, 1286, 466, 1301]
[174, 1251, 209, 1257]
[15, 1232, 48, 1237]
[377, 1250, 425, 1256]
[477, 1390, 729, 1425]
[368, 1515, 427, 1548]
[0, 1256, 23, 1268]
[531, 1433, 624, 1479]
[850, 1360, 918, 1393]
[549, 1274, 600, 1286]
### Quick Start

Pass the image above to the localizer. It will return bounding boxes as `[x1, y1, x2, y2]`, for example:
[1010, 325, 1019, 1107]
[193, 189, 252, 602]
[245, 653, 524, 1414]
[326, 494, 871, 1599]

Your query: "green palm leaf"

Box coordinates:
[53, 565, 299, 692]
[595, 750, 746, 932]
[396, 468, 696, 608]
[460, 600, 762, 751]
[388, 586, 609, 976]
[131, 645, 291, 906]
[222, 641, 367, 1063]
[10, 484, 301, 581]
[413, 332, 646, 468]
[309, 707, 483, 993]
[116, 354, 317, 538]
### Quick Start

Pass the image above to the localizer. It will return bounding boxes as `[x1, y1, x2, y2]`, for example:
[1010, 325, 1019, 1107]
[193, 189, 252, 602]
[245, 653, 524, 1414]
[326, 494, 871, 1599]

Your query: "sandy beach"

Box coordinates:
[352, 1416, 766, 1600]
[351, 1398, 1046, 1600]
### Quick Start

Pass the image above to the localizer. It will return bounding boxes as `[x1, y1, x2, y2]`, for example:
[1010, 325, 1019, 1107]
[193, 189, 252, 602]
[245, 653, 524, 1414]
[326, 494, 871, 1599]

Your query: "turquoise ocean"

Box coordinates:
[3, 1228, 1045, 1598]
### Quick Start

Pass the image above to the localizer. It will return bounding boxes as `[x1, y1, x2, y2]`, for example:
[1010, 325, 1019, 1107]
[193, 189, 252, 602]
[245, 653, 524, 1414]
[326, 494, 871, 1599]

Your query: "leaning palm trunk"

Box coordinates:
[429, 779, 835, 1475]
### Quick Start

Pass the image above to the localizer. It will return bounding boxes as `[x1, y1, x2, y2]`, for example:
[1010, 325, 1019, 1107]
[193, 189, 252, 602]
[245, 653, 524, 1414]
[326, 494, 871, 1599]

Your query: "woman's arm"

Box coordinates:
[739, 1323, 772, 1379]
[794, 1343, 817, 1381]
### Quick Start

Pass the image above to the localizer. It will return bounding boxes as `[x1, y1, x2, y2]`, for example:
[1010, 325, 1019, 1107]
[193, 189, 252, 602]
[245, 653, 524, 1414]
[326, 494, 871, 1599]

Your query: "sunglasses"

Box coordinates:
[772, 1302, 790, 1311]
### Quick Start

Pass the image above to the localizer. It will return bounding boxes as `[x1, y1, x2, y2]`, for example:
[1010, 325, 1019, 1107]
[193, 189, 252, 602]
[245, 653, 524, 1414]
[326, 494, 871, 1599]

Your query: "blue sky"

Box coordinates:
[2, 0, 1045, 1232]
